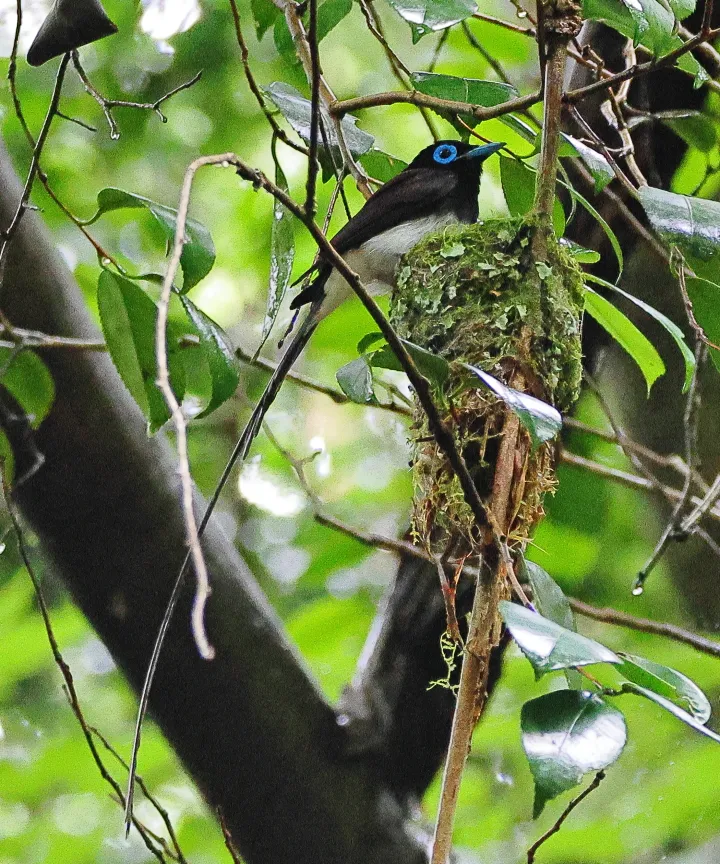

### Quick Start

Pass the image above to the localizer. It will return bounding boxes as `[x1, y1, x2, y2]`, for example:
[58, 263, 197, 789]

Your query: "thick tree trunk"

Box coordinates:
[0, 139, 432, 864]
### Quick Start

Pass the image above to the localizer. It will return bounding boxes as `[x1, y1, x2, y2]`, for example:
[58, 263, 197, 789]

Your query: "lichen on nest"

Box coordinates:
[390, 216, 585, 555]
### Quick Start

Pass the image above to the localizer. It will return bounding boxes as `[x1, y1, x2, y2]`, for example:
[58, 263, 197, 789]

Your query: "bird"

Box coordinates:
[237, 139, 504, 460]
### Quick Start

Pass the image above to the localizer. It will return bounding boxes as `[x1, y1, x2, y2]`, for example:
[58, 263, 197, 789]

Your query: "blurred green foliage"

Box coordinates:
[0, 1, 719, 862]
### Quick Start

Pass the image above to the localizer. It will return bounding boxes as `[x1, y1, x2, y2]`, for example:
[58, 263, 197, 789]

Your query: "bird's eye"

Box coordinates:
[433, 144, 457, 164]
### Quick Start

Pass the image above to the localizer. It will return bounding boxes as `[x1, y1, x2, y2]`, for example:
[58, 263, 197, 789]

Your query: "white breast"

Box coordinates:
[319, 212, 460, 320]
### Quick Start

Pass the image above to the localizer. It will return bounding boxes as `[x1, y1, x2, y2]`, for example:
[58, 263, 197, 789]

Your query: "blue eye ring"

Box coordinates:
[433, 144, 457, 164]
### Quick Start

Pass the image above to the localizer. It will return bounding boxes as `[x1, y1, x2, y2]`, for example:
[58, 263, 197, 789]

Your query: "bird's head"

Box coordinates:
[408, 140, 504, 178]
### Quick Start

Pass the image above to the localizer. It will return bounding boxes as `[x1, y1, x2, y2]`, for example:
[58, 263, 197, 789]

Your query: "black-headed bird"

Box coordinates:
[238, 139, 504, 458]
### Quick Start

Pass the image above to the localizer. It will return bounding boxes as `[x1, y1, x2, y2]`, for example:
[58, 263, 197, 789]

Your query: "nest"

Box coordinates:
[390, 216, 584, 559]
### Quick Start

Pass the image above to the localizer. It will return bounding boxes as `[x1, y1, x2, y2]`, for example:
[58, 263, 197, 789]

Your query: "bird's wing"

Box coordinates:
[330, 168, 459, 254]
[290, 169, 458, 310]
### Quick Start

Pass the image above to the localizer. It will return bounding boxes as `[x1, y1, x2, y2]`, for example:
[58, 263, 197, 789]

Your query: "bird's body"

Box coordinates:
[236, 139, 503, 459]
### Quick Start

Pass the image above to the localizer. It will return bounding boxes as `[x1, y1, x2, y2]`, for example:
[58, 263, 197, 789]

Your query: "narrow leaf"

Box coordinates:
[180, 297, 240, 418]
[462, 365, 562, 449]
[584, 288, 665, 393]
[411, 72, 518, 107]
[97, 271, 184, 433]
[618, 654, 711, 723]
[522, 690, 627, 817]
[559, 179, 623, 276]
[257, 159, 295, 354]
[586, 274, 695, 391]
[621, 683, 720, 743]
[560, 238, 601, 263]
[500, 601, 620, 675]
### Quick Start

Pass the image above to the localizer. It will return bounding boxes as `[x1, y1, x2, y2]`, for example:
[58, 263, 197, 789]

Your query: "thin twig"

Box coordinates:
[570, 599, 720, 657]
[0, 53, 70, 283]
[305, 0, 321, 218]
[218, 808, 244, 864]
[1, 476, 171, 863]
[637, 342, 705, 588]
[72, 53, 201, 140]
[676, 262, 720, 351]
[527, 772, 606, 863]
[227, 0, 308, 154]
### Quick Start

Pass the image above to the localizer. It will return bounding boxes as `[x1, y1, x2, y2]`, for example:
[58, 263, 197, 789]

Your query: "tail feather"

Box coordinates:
[237, 309, 319, 462]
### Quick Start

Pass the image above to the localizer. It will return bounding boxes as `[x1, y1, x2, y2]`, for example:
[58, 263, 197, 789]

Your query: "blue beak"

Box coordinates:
[462, 141, 505, 160]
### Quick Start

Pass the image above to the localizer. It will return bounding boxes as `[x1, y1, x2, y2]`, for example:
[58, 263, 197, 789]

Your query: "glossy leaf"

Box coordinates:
[684, 277, 720, 372]
[385, 0, 478, 42]
[583, 288, 665, 393]
[500, 601, 620, 675]
[618, 654, 711, 723]
[582, 0, 706, 85]
[0, 349, 55, 429]
[85, 188, 215, 292]
[585, 274, 695, 391]
[371, 339, 450, 389]
[522, 690, 627, 817]
[621, 683, 720, 743]
[264, 82, 374, 170]
[258, 158, 295, 354]
[560, 133, 614, 193]
[462, 364, 562, 449]
[336, 357, 376, 403]
[499, 157, 565, 237]
[411, 72, 518, 107]
[639, 186, 720, 281]
[522, 559, 574, 632]
[180, 297, 240, 418]
[97, 271, 184, 433]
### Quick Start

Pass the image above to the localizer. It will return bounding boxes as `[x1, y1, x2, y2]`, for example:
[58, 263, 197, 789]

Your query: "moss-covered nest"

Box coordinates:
[390, 216, 584, 555]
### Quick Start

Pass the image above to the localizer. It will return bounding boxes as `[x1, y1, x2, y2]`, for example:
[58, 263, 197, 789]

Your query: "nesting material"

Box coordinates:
[390, 216, 584, 557]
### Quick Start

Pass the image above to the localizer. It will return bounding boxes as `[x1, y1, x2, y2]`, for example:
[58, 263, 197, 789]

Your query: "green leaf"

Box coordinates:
[385, 0, 478, 42]
[522, 690, 627, 817]
[621, 683, 720, 743]
[560, 133, 614, 193]
[357, 332, 385, 354]
[371, 339, 450, 389]
[684, 277, 720, 372]
[499, 114, 540, 146]
[0, 349, 55, 428]
[180, 297, 240, 418]
[264, 82, 374, 173]
[501, 601, 620, 675]
[582, 0, 705, 87]
[499, 157, 565, 237]
[410, 72, 518, 108]
[98, 271, 184, 433]
[618, 654, 711, 723]
[522, 559, 574, 632]
[336, 356, 376, 403]
[251, 0, 280, 38]
[461, 364, 562, 449]
[85, 188, 215, 292]
[359, 149, 408, 183]
[560, 238, 601, 263]
[639, 186, 720, 282]
[659, 110, 717, 152]
[559, 178, 623, 277]
[585, 274, 695, 391]
[257, 158, 295, 354]
[317, 0, 353, 40]
[583, 288, 665, 393]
